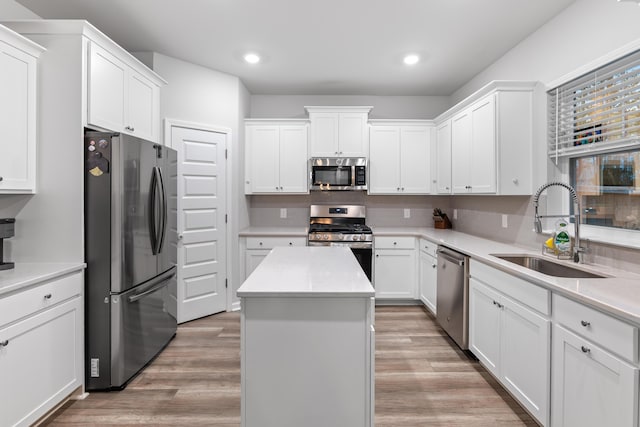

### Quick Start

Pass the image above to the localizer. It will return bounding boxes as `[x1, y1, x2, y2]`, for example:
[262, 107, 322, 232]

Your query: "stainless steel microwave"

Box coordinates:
[309, 157, 367, 191]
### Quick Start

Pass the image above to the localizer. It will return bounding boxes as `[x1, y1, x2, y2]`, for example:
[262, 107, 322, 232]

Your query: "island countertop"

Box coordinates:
[237, 246, 374, 297]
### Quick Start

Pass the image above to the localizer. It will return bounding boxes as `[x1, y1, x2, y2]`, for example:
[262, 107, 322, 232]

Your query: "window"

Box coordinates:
[548, 49, 640, 241]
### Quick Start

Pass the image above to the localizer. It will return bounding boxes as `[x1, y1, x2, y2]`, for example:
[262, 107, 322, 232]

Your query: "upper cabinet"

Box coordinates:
[436, 81, 537, 195]
[0, 25, 45, 194]
[369, 121, 433, 195]
[88, 41, 162, 142]
[306, 106, 372, 157]
[245, 119, 309, 194]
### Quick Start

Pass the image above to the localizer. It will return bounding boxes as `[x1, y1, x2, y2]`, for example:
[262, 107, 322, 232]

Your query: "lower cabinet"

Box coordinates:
[418, 239, 437, 314]
[373, 236, 416, 299]
[242, 236, 307, 282]
[0, 272, 83, 427]
[469, 262, 550, 426]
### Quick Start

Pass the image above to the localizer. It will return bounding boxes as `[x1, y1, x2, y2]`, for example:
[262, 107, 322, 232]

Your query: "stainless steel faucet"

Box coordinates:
[533, 181, 584, 263]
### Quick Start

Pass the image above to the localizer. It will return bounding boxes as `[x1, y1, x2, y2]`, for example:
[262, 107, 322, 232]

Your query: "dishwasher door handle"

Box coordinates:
[437, 250, 465, 266]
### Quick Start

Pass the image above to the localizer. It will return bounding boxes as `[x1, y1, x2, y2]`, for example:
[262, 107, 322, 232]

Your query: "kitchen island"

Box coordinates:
[237, 246, 375, 427]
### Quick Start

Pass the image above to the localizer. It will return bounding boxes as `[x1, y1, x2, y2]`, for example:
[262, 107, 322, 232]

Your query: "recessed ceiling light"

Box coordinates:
[244, 53, 261, 64]
[403, 54, 420, 65]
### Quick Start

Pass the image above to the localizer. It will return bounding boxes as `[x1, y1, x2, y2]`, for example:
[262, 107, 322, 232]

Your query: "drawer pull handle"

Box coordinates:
[44, 293, 52, 300]
[581, 346, 591, 354]
[580, 320, 591, 327]
[0, 340, 8, 347]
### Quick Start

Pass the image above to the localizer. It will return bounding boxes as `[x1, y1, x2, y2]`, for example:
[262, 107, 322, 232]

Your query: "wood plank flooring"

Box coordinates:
[43, 306, 536, 426]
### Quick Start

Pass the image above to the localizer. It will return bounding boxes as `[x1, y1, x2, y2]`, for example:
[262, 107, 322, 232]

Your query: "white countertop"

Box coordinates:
[0, 262, 86, 297]
[237, 246, 374, 297]
[373, 227, 640, 325]
[239, 226, 308, 237]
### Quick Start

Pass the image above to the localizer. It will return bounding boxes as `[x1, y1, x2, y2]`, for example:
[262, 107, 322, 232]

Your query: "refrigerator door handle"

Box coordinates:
[156, 166, 168, 254]
[128, 267, 176, 303]
[149, 166, 163, 255]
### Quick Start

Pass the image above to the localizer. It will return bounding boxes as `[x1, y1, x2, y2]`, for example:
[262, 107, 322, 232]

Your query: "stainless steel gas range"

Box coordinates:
[307, 205, 373, 281]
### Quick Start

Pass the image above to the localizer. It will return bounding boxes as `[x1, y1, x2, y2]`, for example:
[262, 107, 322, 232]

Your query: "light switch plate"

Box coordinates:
[280, 208, 287, 219]
[404, 208, 410, 219]
[502, 214, 508, 228]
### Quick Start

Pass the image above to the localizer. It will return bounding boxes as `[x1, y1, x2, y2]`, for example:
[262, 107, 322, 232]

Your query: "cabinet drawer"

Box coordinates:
[419, 238, 437, 257]
[553, 293, 638, 363]
[470, 260, 550, 316]
[246, 237, 306, 250]
[0, 272, 83, 327]
[375, 236, 415, 249]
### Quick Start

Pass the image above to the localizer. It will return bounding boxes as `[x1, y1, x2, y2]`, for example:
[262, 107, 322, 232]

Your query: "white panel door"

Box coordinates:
[374, 249, 416, 299]
[172, 126, 227, 323]
[469, 278, 501, 376]
[339, 113, 368, 157]
[400, 126, 430, 194]
[501, 296, 550, 426]
[279, 125, 308, 193]
[436, 120, 452, 194]
[552, 325, 639, 427]
[470, 95, 497, 193]
[369, 126, 400, 194]
[451, 110, 472, 193]
[88, 42, 126, 133]
[127, 71, 157, 142]
[247, 126, 280, 193]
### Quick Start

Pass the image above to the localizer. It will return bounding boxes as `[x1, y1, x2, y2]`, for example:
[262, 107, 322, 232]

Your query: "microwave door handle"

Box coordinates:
[156, 166, 168, 254]
[148, 167, 159, 255]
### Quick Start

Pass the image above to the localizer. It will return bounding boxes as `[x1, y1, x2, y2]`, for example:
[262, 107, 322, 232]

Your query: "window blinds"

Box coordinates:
[548, 49, 640, 161]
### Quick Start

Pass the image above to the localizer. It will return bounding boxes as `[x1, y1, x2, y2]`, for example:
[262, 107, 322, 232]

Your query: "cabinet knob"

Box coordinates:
[259, 242, 263, 246]
[393, 242, 397, 245]
[178, 234, 183, 240]
[335, 151, 339, 155]
[280, 186, 283, 190]
[125, 126, 135, 132]
[580, 320, 591, 327]
[44, 293, 52, 300]
[432, 264, 436, 268]
[512, 178, 519, 184]
[401, 187, 405, 191]
[0, 176, 3, 182]
[445, 186, 449, 190]
[581, 346, 591, 354]
[0, 340, 8, 347]
[375, 254, 379, 258]
[397, 187, 400, 191]
[288, 242, 293, 246]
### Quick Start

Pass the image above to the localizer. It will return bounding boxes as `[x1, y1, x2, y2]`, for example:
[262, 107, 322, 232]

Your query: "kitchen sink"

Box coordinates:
[491, 254, 608, 279]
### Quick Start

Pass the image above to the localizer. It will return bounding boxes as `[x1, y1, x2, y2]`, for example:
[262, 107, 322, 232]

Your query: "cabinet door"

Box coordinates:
[88, 42, 126, 133]
[279, 125, 308, 193]
[0, 41, 36, 193]
[374, 249, 416, 299]
[470, 95, 496, 193]
[400, 126, 430, 194]
[309, 113, 339, 157]
[419, 251, 437, 314]
[468, 278, 501, 376]
[368, 126, 400, 194]
[436, 120, 452, 194]
[338, 113, 368, 157]
[245, 249, 271, 281]
[127, 70, 159, 142]
[552, 325, 639, 427]
[451, 110, 472, 193]
[501, 296, 550, 426]
[0, 297, 82, 427]
[247, 126, 280, 193]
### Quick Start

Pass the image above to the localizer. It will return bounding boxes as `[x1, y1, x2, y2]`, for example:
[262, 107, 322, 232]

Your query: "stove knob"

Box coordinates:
[323, 233, 330, 240]
[338, 234, 344, 240]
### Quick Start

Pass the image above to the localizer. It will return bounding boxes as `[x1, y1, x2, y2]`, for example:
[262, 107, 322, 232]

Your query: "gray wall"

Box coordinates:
[250, 95, 451, 119]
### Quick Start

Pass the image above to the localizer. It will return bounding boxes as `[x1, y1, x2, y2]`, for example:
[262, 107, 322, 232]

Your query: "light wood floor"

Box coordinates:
[43, 306, 537, 426]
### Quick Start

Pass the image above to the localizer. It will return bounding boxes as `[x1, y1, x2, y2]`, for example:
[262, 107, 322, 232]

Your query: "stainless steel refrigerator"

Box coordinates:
[84, 131, 178, 390]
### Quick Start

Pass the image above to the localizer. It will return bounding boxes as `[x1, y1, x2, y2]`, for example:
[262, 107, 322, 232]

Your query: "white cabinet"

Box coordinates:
[551, 294, 639, 427]
[469, 260, 550, 426]
[0, 271, 83, 427]
[242, 236, 307, 282]
[368, 122, 433, 195]
[418, 239, 437, 314]
[305, 107, 371, 157]
[438, 81, 535, 195]
[373, 236, 416, 299]
[88, 41, 161, 142]
[245, 120, 309, 194]
[0, 25, 44, 194]
[435, 120, 452, 194]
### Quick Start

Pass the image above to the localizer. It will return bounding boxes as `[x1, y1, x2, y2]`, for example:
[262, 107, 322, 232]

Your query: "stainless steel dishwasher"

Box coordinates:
[436, 246, 469, 350]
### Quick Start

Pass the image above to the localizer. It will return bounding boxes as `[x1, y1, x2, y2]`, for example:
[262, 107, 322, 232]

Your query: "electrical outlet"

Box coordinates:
[404, 208, 410, 219]
[280, 208, 287, 219]
[453, 209, 458, 220]
[502, 214, 508, 228]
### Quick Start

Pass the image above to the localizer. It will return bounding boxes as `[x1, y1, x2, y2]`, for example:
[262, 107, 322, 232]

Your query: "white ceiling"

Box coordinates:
[18, 0, 575, 96]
